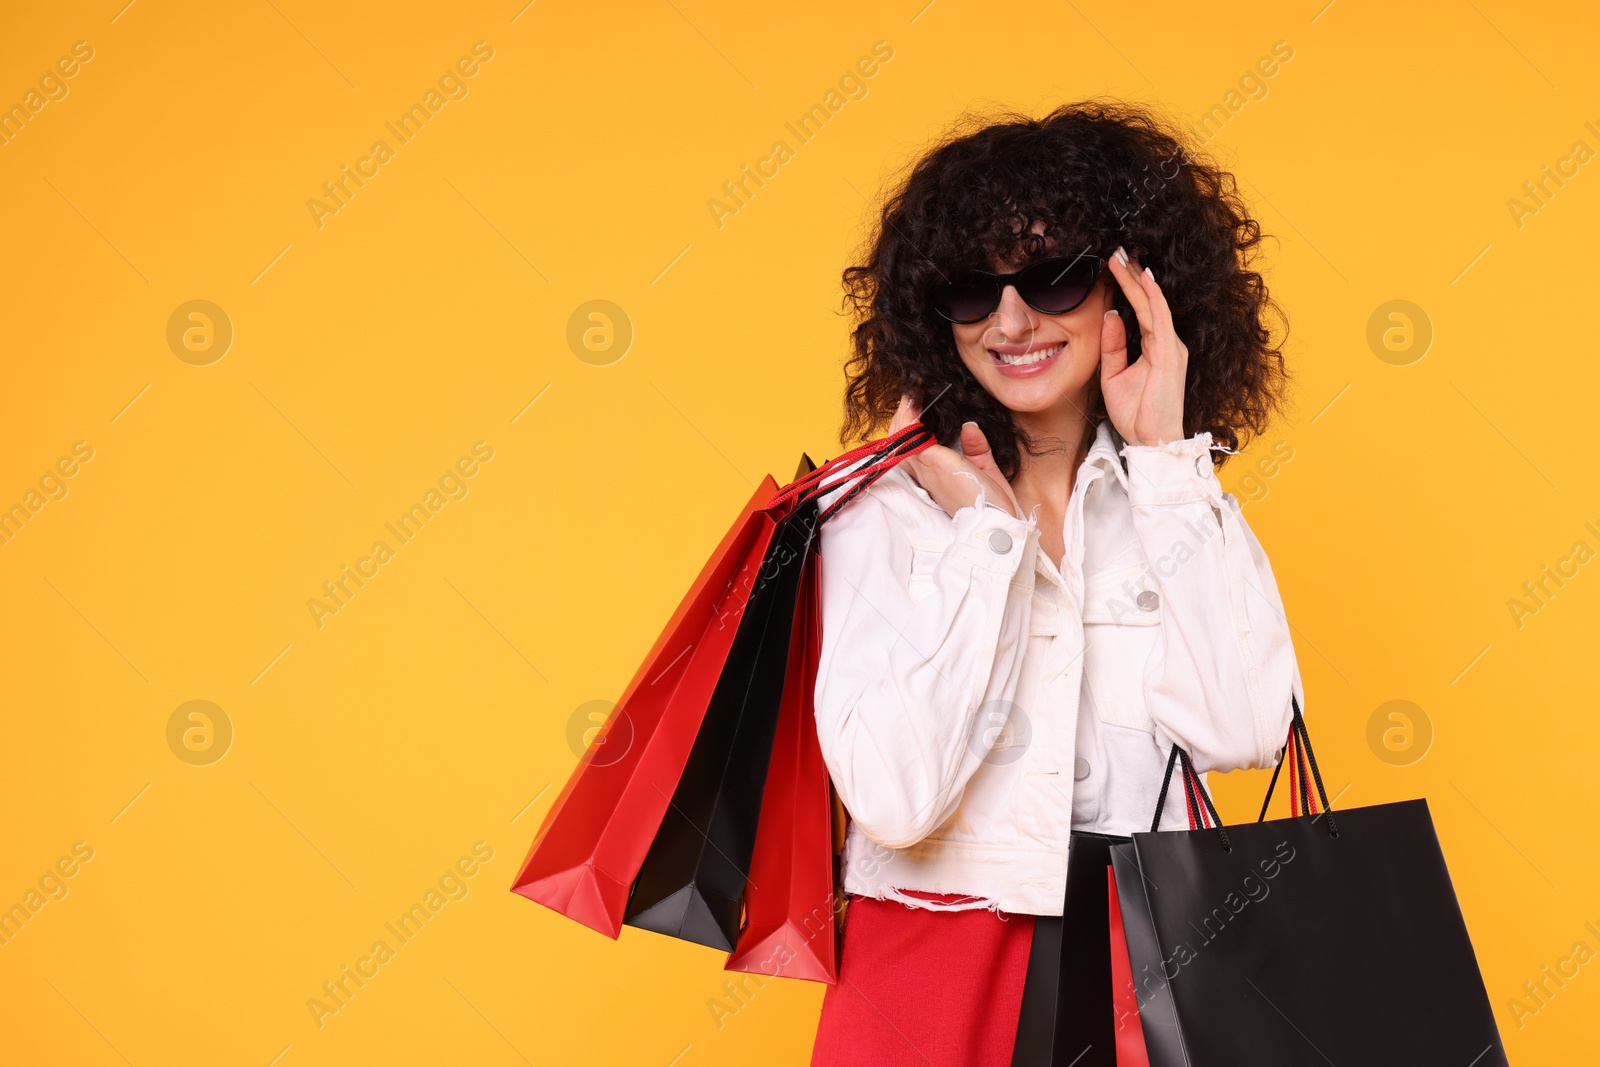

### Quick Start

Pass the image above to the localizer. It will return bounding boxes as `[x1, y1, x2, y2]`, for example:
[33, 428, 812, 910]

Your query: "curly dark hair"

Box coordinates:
[838, 98, 1288, 477]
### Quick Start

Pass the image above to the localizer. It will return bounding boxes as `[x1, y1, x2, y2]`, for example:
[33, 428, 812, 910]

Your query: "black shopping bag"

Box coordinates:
[1011, 831, 1132, 1067]
[623, 479, 822, 951]
[1109, 699, 1508, 1066]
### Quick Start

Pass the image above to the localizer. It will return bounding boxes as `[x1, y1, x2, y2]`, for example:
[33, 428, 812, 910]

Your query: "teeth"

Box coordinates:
[994, 343, 1063, 366]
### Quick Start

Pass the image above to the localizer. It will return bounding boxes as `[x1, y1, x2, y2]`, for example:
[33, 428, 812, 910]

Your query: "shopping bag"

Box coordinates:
[623, 424, 939, 951]
[624, 494, 823, 950]
[620, 424, 939, 951]
[1106, 869, 1151, 1067]
[1009, 831, 1131, 1067]
[723, 521, 837, 981]
[510, 474, 784, 938]
[1108, 699, 1508, 1066]
[513, 423, 938, 945]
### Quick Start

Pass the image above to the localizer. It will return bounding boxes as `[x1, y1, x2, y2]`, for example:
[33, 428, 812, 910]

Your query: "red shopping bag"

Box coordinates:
[511, 475, 785, 938]
[723, 528, 837, 982]
[1108, 869, 1152, 1067]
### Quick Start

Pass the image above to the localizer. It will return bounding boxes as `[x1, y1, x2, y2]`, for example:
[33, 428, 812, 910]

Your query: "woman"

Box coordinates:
[807, 100, 1301, 1065]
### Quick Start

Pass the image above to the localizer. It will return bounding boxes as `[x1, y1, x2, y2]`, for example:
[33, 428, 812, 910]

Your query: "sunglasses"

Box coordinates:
[930, 254, 1104, 325]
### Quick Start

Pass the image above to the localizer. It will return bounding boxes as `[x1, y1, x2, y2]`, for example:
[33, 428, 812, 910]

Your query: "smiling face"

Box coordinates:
[948, 221, 1114, 417]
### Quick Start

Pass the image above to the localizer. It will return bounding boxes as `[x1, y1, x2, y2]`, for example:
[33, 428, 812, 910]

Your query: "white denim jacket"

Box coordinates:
[811, 420, 1301, 917]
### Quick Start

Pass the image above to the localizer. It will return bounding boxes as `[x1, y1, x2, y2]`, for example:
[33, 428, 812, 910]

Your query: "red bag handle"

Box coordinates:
[770, 423, 936, 517]
[766, 422, 938, 522]
[1152, 745, 1230, 850]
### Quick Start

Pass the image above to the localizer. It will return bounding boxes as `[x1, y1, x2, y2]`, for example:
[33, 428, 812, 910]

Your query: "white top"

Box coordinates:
[811, 420, 1301, 916]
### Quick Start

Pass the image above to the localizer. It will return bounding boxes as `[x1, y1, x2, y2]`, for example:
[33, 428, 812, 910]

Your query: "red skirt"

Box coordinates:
[809, 891, 1036, 1067]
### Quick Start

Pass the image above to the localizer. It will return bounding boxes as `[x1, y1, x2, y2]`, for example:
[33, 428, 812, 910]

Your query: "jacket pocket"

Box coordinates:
[1082, 563, 1161, 733]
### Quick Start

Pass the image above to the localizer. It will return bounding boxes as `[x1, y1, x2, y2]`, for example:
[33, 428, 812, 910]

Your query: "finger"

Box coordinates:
[1121, 252, 1179, 352]
[959, 424, 1022, 516]
[1099, 307, 1129, 382]
[1107, 247, 1156, 342]
[959, 421, 1000, 475]
[1138, 263, 1179, 345]
[889, 393, 921, 434]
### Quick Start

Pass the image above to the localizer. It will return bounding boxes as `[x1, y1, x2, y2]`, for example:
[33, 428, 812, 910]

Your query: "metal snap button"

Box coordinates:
[1074, 756, 1091, 781]
[988, 529, 1012, 554]
[1136, 590, 1160, 612]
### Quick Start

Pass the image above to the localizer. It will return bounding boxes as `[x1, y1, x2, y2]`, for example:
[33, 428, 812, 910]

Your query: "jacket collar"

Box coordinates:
[1083, 419, 1129, 491]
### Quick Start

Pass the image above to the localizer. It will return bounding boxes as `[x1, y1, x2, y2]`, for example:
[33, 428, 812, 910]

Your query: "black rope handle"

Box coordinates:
[1151, 745, 1181, 832]
[1256, 695, 1339, 838]
[754, 427, 937, 565]
[1151, 742, 1232, 852]
[800, 422, 935, 505]
[809, 426, 937, 525]
[1179, 748, 1231, 852]
[1257, 745, 1286, 823]
[1256, 715, 1310, 819]
[769, 421, 931, 510]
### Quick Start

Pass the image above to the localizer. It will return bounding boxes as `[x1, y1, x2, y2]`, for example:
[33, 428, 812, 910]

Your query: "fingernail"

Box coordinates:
[1143, 266, 1154, 282]
[1104, 309, 1118, 320]
[1114, 246, 1129, 266]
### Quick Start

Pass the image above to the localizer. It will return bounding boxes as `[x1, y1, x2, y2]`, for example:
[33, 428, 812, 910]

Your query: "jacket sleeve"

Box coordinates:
[1121, 433, 1301, 774]
[812, 472, 1041, 850]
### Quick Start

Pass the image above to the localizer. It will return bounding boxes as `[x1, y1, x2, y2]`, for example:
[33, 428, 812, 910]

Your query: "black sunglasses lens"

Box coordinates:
[934, 276, 999, 323]
[1017, 257, 1098, 314]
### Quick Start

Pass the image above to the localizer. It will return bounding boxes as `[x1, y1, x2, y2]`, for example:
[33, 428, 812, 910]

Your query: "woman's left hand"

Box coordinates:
[1099, 246, 1188, 447]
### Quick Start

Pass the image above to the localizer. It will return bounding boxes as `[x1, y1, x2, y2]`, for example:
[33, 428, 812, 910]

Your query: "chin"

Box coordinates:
[974, 354, 1096, 413]
[993, 385, 1077, 413]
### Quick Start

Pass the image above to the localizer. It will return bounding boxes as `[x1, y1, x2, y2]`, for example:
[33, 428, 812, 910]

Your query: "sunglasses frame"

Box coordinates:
[930, 253, 1106, 325]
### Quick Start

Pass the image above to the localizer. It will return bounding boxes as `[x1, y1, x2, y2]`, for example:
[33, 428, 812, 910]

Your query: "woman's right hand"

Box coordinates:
[889, 395, 1023, 520]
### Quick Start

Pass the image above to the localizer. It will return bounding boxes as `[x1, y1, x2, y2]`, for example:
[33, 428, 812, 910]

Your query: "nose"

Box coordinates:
[982, 284, 1039, 347]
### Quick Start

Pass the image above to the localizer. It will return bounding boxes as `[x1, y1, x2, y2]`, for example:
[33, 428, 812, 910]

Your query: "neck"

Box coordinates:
[1006, 394, 1095, 512]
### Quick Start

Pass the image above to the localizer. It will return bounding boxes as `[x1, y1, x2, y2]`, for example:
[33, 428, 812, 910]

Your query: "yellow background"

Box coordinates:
[2, 0, 1596, 1062]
